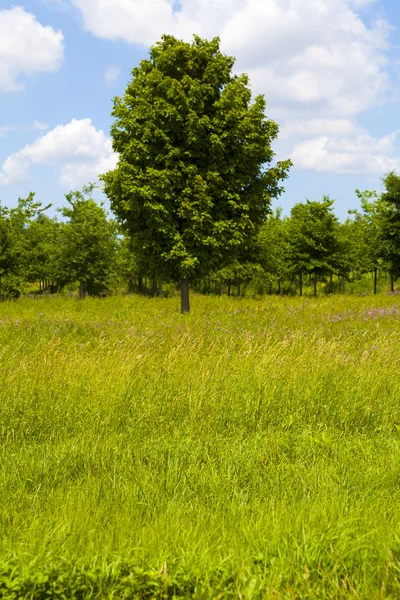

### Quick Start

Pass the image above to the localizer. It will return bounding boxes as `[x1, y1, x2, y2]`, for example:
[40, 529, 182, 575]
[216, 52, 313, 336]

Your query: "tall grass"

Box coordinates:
[2, 293, 400, 597]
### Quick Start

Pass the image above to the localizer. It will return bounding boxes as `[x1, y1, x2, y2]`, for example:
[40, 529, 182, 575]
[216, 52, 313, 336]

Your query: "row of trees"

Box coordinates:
[1, 174, 400, 301]
[3, 35, 400, 308]
[0, 185, 118, 300]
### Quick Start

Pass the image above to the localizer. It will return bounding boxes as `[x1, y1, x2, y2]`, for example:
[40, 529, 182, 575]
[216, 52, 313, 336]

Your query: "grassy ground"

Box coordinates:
[2, 293, 400, 598]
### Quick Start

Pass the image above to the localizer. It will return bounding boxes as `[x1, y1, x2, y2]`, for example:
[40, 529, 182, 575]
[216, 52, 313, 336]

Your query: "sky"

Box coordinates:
[1, 0, 400, 220]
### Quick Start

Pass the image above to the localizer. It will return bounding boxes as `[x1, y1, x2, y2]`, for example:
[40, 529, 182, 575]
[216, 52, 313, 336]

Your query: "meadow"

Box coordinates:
[2, 292, 400, 598]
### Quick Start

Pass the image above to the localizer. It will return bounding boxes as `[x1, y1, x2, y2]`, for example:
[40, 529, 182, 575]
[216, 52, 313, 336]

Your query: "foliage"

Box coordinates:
[58, 184, 118, 295]
[100, 35, 291, 292]
[286, 196, 341, 282]
[0, 193, 47, 299]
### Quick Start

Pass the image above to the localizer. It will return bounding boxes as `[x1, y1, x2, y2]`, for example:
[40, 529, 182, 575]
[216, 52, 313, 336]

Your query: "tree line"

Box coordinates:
[1, 173, 400, 301]
[2, 34, 400, 308]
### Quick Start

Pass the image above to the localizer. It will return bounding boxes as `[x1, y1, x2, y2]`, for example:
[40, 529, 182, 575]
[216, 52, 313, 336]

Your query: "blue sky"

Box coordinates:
[0, 0, 400, 220]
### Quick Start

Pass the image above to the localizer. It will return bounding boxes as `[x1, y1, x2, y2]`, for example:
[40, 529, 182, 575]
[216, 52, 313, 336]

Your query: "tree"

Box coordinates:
[352, 189, 389, 294]
[22, 214, 61, 291]
[287, 196, 340, 297]
[0, 193, 46, 299]
[59, 184, 118, 298]
[101, 34, 291, 313]
[378, 171, 400, 288]
[259, 208, 290, 294]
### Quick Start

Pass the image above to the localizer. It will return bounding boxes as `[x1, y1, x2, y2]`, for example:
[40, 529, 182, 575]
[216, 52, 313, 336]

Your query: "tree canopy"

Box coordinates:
[101, 34, 291, 312]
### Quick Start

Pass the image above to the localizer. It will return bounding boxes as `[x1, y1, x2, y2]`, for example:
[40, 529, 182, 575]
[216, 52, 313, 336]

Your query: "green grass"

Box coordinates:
[2, 293, 400, 597]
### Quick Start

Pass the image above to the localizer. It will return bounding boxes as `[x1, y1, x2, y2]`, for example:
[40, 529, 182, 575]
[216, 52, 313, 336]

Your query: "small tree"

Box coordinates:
[259, 208, 290, 294]
[23, 214, 61, 292]
[101, 34, 291, 313]
[353, 189, 390, 294]
[287, 196, 340, 297]
[59, 184, 118, 297]
[0, 193, 45, 299]
[378, 171, 400, 288]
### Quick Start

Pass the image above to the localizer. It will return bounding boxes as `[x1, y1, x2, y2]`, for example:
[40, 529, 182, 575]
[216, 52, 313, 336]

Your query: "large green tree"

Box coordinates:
[101, 34, 291, 313]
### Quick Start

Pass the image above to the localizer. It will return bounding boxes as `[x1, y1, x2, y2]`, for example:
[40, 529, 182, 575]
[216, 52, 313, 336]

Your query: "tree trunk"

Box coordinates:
[330, 272, 333, 293]
[151, 278, 156, 297]
[138, 275, 143, 294]
[227, 282, 231, 297]
[159, 281, 163, 297]
[237, 282, 241, 297]
[128, 278, 134, 293]
[278, 279, 281, 295]
[289, 274, 293, 295]
[314, 273, 317, 298]
[374, 269, 377, 295]
[79, 279, 84, 300]
[391, 272, 394, 293]
[299, 272, 303, 297]
[180, 278, 190, 314]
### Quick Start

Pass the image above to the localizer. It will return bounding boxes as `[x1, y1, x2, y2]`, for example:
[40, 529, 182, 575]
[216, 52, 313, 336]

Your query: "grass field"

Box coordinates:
[2, 293, 400, 598]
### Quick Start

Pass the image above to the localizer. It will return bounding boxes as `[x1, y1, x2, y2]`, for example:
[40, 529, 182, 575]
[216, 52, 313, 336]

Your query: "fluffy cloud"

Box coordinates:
[0, 6, 64, 92]
[62, 0, 397, 174]
[68, 0, 390, 116]
[290, 128, 400, 174]
[0, 118, 118, 188]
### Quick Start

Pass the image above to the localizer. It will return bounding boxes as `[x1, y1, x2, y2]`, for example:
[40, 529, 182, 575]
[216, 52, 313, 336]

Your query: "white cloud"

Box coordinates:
[0, 118, 118, 188]
[0, 6, 64, 93]
[290, 129, 400, 174]
[60, 0, 397, 174]
[104, 65, 121, 87]
[66, 0, 390, 114]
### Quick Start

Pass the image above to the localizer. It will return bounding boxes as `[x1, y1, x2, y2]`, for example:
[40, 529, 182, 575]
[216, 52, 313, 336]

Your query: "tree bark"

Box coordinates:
[138, 275, 143, 294]
[374, 269, 377, 295]
[180, 278, 190, 314]
[278, 279, 281, 295]
[391, 272, 394, 293]
[330, 272, 333, 293]
[79, 279, 84, 300]
[299, 272, 303, 297]
[237, 282, 241, 297]
[314, 273, 317, 298]
[227, 282, 231, 297]
[159, 281, 163, 297]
